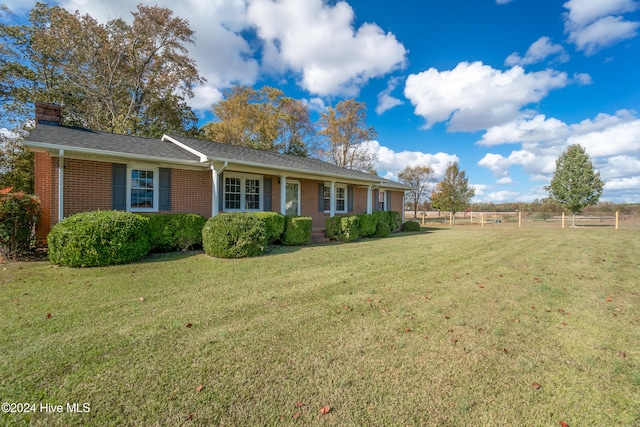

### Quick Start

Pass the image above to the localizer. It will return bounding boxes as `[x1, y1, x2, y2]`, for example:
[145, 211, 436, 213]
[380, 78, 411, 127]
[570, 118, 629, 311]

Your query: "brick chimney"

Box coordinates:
[35, 101, 62, 126]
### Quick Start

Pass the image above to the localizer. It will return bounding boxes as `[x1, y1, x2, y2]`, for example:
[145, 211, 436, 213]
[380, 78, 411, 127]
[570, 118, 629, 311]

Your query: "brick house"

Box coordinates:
[24, 102, 410, 242]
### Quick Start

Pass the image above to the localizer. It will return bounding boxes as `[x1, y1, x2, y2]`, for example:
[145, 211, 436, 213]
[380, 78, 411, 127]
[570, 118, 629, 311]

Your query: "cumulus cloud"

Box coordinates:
[476, 110, 640, 200]
[563, 0, 640, 55]
[363, 140, 458, 181]
[505, 36, 569, 67]
[247, 0, 407, 96]
[404, 61, 570, 132]
[376, 78, 404, 115]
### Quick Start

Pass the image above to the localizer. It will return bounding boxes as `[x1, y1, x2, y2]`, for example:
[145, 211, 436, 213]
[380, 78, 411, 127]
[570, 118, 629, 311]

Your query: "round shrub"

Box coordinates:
[372, 220, 391, 238]
[325, 216, 342, 240]
[48, 210, 150, 267]
[202, 213, 267, 258]
[254, 212, 285, 243]
[357, 213, 377, 237]
[402, 221, 421, 232]
[282, 216, 312, 246]
[340, 215, 360, 242]
[388, 211, 402, 231]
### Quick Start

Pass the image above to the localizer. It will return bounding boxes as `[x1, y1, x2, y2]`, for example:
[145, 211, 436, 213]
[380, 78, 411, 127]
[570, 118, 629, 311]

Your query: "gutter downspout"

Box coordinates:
[58, 149, 64, 221]
[211, 161, 228, 217]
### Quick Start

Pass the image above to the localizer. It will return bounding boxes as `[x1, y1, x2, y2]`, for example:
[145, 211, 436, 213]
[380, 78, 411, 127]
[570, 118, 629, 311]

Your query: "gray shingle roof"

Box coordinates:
[25, 124, 200, 163]
[24, 124, 409, 190]
[166, 134, 409, 189]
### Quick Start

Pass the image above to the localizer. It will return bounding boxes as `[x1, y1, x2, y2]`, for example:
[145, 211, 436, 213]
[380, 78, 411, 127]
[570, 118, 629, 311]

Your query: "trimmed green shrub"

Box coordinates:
[325, 216, 342, 240]
[388, 211, 402, 231]
[202, 213, 267, 258]
[48, 210, 150, 267]
[254, 212, 286, 243]
[141, 213, 206, 252]
[372, 220, 391, 238]
[357, 213, 377, 237]
[402, 221, 421, 232]
[0, 190, 41, 258]
[340, 215, 360, 242]
[372, 211, 391, 238]
[282, 216, 312, 246]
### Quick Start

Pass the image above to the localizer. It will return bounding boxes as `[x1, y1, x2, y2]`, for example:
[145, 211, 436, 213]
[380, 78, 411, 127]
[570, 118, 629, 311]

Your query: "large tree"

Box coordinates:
[318, 99, 377, 172]
[0, 3, 204, 138]
[545, 144, 604, 227]
[431, 162, 475, 223]
[398, 165, 433, 219]
[203, 86, 316, 156]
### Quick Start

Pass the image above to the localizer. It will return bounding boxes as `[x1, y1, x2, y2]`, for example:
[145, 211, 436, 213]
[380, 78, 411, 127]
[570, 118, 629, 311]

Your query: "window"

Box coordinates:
[377, 190, 386, 211]
[223, 173, 262, 212]
[128, 167, 158, 212]
[323, 183, 347, 213]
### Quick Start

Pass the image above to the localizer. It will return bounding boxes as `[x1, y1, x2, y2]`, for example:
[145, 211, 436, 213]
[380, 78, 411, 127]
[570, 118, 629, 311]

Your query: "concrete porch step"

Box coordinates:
[310, 229, 330, 244]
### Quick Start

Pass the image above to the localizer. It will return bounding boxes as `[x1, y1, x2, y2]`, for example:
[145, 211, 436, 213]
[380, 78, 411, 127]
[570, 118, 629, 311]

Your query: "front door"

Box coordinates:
[286, 182, 300, 216]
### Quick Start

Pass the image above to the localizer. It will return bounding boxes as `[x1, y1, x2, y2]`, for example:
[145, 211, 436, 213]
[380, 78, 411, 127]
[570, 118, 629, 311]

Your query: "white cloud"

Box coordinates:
[568, 118, 640, 157]
[505, 36, 569, 67]
[247, 0, 407, 96]
[478, 114, 569, 146]
[496, 177, 514, 185]
[302, 97, 328, 114]
[376, 78, 404, 115]
[404, 61, 570, 132]
[600, 155, 640, 178]
[496, 0, 513, 4]
[363, 140, 458, 180]
[563, 0, 640, 55]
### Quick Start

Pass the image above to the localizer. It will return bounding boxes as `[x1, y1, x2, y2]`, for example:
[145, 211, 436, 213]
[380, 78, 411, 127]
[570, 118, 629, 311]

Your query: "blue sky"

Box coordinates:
[6, 0, 640, 202]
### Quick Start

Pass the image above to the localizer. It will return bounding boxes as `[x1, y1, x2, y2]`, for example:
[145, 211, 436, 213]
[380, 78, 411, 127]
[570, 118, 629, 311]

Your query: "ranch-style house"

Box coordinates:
[24, 102, 410, 242]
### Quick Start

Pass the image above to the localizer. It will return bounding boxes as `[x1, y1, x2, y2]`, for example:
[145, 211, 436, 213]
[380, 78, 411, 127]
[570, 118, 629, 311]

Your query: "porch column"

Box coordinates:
[58, 149, 64, 221]
[210, 164, 218, 217]
[329, 181, 336, 217]
[366, 185, 372, 214]
[280, 176, 287, 215]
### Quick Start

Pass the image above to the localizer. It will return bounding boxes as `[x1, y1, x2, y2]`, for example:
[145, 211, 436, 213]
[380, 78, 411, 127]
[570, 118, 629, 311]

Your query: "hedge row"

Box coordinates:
[326, 211, 405, 242]
[48, 211, 313, 266]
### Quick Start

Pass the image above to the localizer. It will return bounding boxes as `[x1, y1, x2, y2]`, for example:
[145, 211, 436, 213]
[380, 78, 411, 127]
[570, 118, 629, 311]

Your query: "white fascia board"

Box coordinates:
[161, 134, 208, 162]
[23, 140, 203, 167]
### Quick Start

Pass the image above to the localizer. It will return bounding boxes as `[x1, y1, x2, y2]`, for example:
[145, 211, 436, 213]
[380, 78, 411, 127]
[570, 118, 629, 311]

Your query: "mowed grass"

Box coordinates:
[1, 226, 639, 426]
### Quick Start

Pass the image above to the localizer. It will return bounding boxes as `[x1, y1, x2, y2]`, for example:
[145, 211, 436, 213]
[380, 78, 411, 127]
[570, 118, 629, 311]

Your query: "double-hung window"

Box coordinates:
[128, 167, 158, 212]
[323, 183, 347, 213]
[223, 173, 262, 212]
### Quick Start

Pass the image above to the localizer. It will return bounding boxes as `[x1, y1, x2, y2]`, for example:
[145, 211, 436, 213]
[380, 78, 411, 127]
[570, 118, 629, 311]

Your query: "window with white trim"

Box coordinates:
[128, 167, 158, 212]
[323, 183, 347, 213]
[223, 173, 263, 212]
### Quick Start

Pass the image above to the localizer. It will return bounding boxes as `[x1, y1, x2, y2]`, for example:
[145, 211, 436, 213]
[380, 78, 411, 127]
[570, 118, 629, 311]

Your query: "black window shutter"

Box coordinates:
[112, 163, 127, 210]
[218, 174, 224, 213]
[159, 168, 171, 210]
[372, 189, 378, 211]
[264, 178, 272, 211]
[318, 183, 324, 211]
[386, 191, 391, 211]
[348, 186, 354, 212]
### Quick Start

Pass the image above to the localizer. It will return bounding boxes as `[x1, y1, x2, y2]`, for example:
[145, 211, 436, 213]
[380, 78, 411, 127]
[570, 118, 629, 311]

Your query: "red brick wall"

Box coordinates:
[63, 159, 112, 216]
[34, 152, 54, 242]
[164, 168, 211, 217]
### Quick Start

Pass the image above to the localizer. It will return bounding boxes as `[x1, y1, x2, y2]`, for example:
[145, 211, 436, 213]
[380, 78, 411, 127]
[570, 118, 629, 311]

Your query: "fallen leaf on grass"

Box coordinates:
[46, 313, 51, 319]
[293, 412, 300, 419]
[405, 328, 411, 333]
[532, 382, 542, 389]
[186, 414, 193, 420]
[606, 297, 613, 302]
[196, 385, 204, 392]
[186, 323, 192, 328]
[320, 405, 331, 415]
[139, 297, 145, 302]
[560, 422, 569, 427]
[297, 401, 303, 408]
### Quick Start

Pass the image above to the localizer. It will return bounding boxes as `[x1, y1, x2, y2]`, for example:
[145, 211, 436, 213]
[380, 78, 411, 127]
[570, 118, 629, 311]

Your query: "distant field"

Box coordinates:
[1, 227, 638, 426]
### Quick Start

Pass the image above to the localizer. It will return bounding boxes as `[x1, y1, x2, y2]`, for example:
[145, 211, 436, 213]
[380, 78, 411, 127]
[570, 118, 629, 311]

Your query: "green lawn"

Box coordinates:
[1, 226, 639, 426]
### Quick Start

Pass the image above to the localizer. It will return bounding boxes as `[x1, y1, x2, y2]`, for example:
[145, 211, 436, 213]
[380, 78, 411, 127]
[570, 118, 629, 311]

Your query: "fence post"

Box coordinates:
[562, 212, 565, 229]
[449, 212, 452, 226]
[422, 212, 425, 226]
[519, 212, 522, 228]
[616, 211, 619, 230]
[481, 212, 484, 227]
